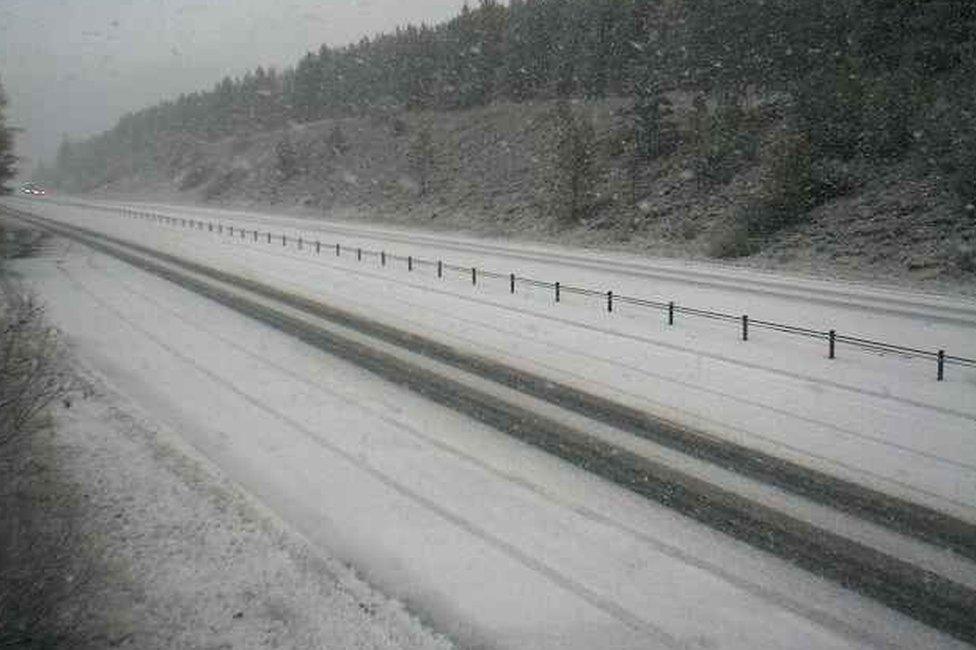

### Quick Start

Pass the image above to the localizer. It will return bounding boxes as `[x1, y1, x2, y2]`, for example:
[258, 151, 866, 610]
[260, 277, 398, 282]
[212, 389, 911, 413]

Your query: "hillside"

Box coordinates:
[41, 0, 976, 291]
[76, 94, 974, 292]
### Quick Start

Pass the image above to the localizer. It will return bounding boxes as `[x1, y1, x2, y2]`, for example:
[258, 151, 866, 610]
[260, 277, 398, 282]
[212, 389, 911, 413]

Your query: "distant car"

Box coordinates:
[20, 183, 46, 196]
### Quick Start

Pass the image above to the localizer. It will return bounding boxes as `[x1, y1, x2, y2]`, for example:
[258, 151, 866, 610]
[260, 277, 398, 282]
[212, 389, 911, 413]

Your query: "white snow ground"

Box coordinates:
[4, 196, 975, 649]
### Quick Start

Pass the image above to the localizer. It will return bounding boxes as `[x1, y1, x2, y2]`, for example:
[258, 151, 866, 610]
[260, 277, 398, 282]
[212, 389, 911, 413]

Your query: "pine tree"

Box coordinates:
[631, 78, 673, 160]
[0, 80, 16, 193]
[541, 101, 597, 223]
[408, 124, 437, 196]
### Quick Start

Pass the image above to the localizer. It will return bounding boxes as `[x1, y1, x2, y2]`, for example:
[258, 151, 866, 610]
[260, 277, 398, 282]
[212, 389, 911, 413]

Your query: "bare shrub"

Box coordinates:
[707, 214, 756, 258]
[391, 116, 409, 137]
[202, 167, 246, 200]
[327, 124, 351, 155]
[953, 242, 976, 273]
[0, 293, 74, 450]
[177, 164, 213, 191]
[0, 288, 80, 646]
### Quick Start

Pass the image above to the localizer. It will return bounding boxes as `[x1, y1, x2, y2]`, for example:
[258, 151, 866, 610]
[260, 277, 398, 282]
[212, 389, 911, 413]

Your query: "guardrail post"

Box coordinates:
[336, 243, 340, 256]
[282, 234, 287, 247]
[668, 301, 674, 326]
[938, 350, 945, 381]
[437, 260, 442, 278]
[316, 240, 321, 254]
[358, 248, 362, 261]
[381, 251, 386, 266]
[510, 273, 515, 294]
[241, 228, 245, 239]
[408, 255, 413, 271]
[472, 267, 477, 286]
[607, 291, 613, 313]
[253, 230, 257, 241]
[829, 330, 836, 359]
[298, 237, 303, 250]
[555, 282, 561, 303]
[742, 315, 749, 341]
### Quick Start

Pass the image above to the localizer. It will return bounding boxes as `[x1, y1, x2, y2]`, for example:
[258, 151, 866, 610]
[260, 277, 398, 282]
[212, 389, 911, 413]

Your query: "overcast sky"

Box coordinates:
[0, 0, 469, 172]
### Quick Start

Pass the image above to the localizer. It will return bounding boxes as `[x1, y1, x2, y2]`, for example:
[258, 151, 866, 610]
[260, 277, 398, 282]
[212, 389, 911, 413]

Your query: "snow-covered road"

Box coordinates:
[5, 196, 976, 647]
[1, 215, 964, 649]
[17, 197, 976, 521]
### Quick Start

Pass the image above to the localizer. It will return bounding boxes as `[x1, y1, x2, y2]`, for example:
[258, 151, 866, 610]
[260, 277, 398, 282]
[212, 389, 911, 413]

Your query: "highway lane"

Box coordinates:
[11, 197, 976, 524]
[82, 197, 976, 328]
[4, 218, 969, 648]
[5, 204, 976, 644]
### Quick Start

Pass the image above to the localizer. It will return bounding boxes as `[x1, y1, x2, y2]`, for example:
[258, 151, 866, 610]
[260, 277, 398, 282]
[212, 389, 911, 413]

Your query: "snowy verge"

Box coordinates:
[47, 362, 456, 650]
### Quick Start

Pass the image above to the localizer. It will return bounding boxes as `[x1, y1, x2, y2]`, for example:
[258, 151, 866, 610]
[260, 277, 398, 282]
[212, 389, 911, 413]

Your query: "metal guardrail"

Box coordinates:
[52, 200, 976, 381]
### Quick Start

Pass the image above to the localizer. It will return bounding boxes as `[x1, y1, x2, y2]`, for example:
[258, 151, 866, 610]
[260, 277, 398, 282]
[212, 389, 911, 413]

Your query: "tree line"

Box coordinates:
[47, 0, 975, 215]
[0, 79, 16, 193]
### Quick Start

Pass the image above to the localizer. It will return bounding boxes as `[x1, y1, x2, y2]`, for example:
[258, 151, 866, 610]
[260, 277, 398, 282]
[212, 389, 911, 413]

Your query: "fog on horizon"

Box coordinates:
[0, 0, 469, 176]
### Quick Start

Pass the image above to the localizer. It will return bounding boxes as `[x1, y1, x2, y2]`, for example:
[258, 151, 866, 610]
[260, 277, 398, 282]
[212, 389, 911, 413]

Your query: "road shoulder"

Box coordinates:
[45, 362, 455, 649]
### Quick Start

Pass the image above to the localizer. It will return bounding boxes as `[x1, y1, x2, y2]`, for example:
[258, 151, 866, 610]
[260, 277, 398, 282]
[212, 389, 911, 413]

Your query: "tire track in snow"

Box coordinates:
[221, 240, 976, 482]
[11, 207, 976, 643]
[56, 257, 688, 649]
[196, 232, 976, 426]
[88, 251, 902, 650]
[17, 206, 976, 555]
